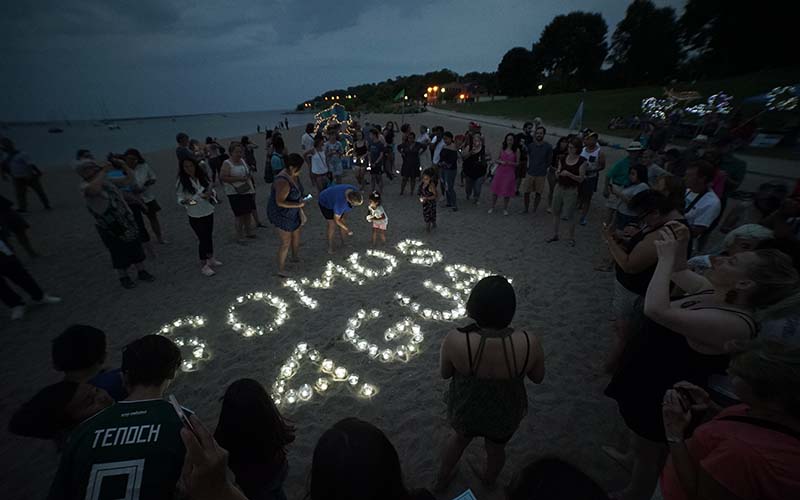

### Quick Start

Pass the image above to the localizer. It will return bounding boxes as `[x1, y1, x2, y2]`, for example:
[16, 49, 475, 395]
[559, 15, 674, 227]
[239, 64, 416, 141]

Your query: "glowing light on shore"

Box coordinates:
[340, 309, 424, 363]
[396, 239, 443, 266]
[227, 292, 289, 337]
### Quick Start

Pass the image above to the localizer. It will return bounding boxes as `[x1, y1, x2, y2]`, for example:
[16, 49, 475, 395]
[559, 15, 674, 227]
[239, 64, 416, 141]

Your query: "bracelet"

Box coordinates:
[666, 435, 684, 444]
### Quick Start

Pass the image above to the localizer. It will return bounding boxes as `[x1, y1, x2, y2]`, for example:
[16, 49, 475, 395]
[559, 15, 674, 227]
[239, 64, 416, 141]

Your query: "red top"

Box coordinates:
[661, 404, 800, 500]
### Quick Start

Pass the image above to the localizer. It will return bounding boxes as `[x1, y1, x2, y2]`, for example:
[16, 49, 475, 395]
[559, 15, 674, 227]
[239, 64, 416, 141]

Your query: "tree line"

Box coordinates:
[298, 0, 791, 110]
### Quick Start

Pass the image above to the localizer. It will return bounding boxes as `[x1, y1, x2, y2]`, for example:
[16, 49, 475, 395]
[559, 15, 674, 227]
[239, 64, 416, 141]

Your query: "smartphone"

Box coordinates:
[168, 394, 197, 435]
[303, 194, 313, 201]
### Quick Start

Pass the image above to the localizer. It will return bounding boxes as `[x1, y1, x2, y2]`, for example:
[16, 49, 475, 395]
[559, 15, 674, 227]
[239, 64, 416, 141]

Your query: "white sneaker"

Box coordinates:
[487, 208, 494, 214]
[201, 265, 216, 277]
[35, 294, 62, 304]
[11, 306, 25, 320]
[503, 210, 509, 216]
[208, 258, 223, 267]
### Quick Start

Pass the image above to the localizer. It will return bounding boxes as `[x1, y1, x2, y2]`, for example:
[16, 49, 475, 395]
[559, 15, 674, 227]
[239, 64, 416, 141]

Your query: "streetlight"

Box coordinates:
[433, 86, 439, 92]
[404, 95, 408, 100]
[427, 86, 433, 93]
[440, 88, 445, 93]
[459, 94, 465, 100]
[537, 84, 543, 91]
[423, 93, 428, 98]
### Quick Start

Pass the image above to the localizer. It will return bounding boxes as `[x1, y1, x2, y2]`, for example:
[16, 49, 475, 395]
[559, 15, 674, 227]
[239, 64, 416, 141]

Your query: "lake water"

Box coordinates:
[1, 110, 311, 169]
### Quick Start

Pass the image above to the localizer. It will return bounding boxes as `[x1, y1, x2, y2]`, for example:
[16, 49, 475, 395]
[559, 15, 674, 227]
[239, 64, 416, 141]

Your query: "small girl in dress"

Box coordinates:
[418, 168, 439, 233]
[366, 191, 388, 246]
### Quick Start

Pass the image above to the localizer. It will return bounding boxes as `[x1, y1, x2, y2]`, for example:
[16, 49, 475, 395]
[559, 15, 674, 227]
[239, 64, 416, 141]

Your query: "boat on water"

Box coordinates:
[107, 123, 121, 130]
[48, 127, 64, 134]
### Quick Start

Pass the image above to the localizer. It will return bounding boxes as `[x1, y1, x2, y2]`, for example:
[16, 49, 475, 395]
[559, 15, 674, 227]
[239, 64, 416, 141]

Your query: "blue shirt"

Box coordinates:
[319, 184, 357, 216]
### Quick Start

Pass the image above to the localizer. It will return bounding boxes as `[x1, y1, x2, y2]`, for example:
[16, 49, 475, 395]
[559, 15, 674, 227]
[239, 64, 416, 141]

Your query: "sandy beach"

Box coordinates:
[1, 110, 674, 499]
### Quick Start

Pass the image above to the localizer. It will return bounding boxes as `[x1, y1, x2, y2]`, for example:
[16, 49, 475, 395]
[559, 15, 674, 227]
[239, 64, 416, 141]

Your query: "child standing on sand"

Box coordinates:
[366, 192, 388, 246]
[418, 168, 438, 232]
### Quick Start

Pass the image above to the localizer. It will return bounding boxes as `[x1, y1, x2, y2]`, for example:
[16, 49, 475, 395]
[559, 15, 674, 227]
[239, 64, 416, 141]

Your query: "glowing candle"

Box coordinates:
[348, 374, 360, 386]
[333, 366, 348, 380]
[315, 377, 329, 392]
[321, 359, 334, 373]
[360, 384, 376, 398]
[285, 390, 298, 404]
[298, 384, 313, 401]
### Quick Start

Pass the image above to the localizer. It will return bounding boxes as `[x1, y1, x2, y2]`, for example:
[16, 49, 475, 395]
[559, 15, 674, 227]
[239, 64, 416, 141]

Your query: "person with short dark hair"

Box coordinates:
[318, 184, 363, 254]
[366, 191, 388, 246]
[521, 126, 553, 214]
[309, 418, 434, 500]
[460, 134, 490, 205]
[268, 153, 307, 277]
[124, 148, 166, 244]
[8, 380, 114, 445]
[52, 324, 127, 401]
[436, 276, 545, 491]
[48, 335, 187, 500]
[214, 379, 296, 500]
[0, 137, 52, 213]
[175, 132, 196, 165]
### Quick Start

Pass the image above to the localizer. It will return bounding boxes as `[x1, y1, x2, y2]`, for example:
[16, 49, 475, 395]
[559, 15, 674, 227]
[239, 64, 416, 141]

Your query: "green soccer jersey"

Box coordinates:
[48, 399, 187, 500]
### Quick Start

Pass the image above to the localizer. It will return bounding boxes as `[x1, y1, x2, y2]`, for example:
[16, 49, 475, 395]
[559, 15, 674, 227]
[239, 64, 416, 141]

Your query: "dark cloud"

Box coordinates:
[1, 0, 684, 121]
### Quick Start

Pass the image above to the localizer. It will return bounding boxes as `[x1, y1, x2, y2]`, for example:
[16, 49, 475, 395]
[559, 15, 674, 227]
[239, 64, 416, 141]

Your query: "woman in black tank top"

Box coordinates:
[605, 224, 798, 500]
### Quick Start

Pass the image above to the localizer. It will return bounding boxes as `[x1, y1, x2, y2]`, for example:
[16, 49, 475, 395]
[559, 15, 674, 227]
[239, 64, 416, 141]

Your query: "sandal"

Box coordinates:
[546, 236, 559, 243]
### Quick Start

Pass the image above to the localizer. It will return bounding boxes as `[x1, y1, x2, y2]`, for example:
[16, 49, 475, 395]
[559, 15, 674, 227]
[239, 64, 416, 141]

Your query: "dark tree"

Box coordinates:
[608, 0, 682, 85]
[534, 12, 608, 88]
[680, 0, 794, 76]
[496, 47, 540, 97]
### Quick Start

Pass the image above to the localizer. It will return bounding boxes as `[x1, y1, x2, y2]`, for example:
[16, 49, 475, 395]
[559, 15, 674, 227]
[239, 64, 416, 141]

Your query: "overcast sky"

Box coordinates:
[1, 0, 684, 121]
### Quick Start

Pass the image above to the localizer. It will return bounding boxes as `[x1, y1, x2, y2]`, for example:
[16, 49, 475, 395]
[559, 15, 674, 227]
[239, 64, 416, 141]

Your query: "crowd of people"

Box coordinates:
[2, 112, 800, 500]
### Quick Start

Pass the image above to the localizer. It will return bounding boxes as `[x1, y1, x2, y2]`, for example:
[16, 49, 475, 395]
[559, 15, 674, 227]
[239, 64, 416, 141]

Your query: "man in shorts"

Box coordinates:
[521, 126, 553, 214]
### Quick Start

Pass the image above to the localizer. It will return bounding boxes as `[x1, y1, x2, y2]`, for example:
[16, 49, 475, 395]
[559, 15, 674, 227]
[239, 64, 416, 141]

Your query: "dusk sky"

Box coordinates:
[2, 0, 683, 122]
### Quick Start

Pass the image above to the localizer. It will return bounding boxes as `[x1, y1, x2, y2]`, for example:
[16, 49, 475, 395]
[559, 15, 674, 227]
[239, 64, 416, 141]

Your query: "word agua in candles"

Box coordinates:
[227, 292, 290, 338]
[342, 309, 424, 363]
[396, 239, 443, 266]
[271, 342, 377, 407]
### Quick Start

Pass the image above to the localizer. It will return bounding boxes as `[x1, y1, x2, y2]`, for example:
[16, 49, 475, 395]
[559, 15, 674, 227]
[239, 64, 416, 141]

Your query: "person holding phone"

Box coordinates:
[177, 157, 221, 277]
[267, 153, 307, 277]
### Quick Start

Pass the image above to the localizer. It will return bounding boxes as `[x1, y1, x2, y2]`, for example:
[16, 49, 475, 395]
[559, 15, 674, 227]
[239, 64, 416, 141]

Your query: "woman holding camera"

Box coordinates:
[605, 223, 798, 500]
[660, 341, 800, 500]
[177, 157, 221, 277]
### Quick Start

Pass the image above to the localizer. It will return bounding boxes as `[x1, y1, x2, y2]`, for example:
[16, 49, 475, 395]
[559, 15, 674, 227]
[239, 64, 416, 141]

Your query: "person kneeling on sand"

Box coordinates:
[436, 276, 546, 491]
[318, 184, 363, 254]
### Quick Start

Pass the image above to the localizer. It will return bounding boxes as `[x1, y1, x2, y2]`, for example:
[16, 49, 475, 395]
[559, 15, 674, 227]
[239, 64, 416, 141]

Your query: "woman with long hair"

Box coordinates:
[215, 379, 295, 500]
[124, 148, 166, 244]
[546, 136, 569, 213]
[488, 133, 519, 215]
[177, 157, 221, 277]
[267, 153, 307, 278]
[309, 418, 433, 500]
[605, 223, 799, 500]
[461, 134, 489, 205]
[547, 136, 586, 246]
[220, 142, 256, 243]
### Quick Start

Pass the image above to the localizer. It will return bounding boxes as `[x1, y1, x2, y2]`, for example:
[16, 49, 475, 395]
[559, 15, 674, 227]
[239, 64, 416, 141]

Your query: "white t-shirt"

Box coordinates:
[301, 133, 315, 153]
[133, 163, 157, 203]
[310, 149, 329, 175]
[432, 141, 445, 165]
[684, 189, 721, 228]
[222, 159, 254, 196]
[368, 205, 388, 229]
[580, 145, 603, 177]
[176, 178, 215, 218]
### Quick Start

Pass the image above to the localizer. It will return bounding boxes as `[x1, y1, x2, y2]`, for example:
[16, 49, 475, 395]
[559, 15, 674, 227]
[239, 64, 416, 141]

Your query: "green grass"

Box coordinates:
[439, 68, 800, 156]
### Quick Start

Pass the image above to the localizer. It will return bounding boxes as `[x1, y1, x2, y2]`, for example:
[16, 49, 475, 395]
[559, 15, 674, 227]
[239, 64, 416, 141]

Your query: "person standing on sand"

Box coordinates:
[1, 222, 60, 320]
[177, 157, 222, 277]
[221, 143, 256, 243]
[325, 128, 344, 185]
[306, 136, 330, 194]
[124, 148, 167, 245]
[419, 168, 439, 232]
[436, 276, 545, 491]
[461, 134, 489, 205]
[578, 130, 606, 226]
[267, 154, 307, 278]
[488, 133, 518, 215]
[521, 126, 553, 215]
[176, 132, 198, 164]
[438, 132, 459, 211]
[301, 123, 315, 158]
[0, 137, 52, 213]
[367, 129, 386, 194]
[547, 136, 586, 247]
[74, 157, 156, 289]
[546, 136, 569, 213]
[398, 131, 424, 195]
[318, 184, 363, 254]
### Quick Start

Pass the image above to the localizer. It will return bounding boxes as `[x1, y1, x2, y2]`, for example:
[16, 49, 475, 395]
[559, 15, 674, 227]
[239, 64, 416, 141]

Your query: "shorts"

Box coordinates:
[521, 175, 547, 194]
[552, 185, 579, 220]
[372, 222, 387, 231]
[319, 202, 335, 220]
[580, 176, 599, 196]
[227, 194, 255, 217]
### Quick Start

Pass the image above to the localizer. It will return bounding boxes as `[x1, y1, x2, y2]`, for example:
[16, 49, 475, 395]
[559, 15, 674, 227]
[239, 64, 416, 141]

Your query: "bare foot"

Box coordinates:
[290, 255, 300, 263]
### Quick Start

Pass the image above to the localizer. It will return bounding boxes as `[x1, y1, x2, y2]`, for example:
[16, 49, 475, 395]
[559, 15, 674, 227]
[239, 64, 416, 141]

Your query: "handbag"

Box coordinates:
[233, 180, 252, 194]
